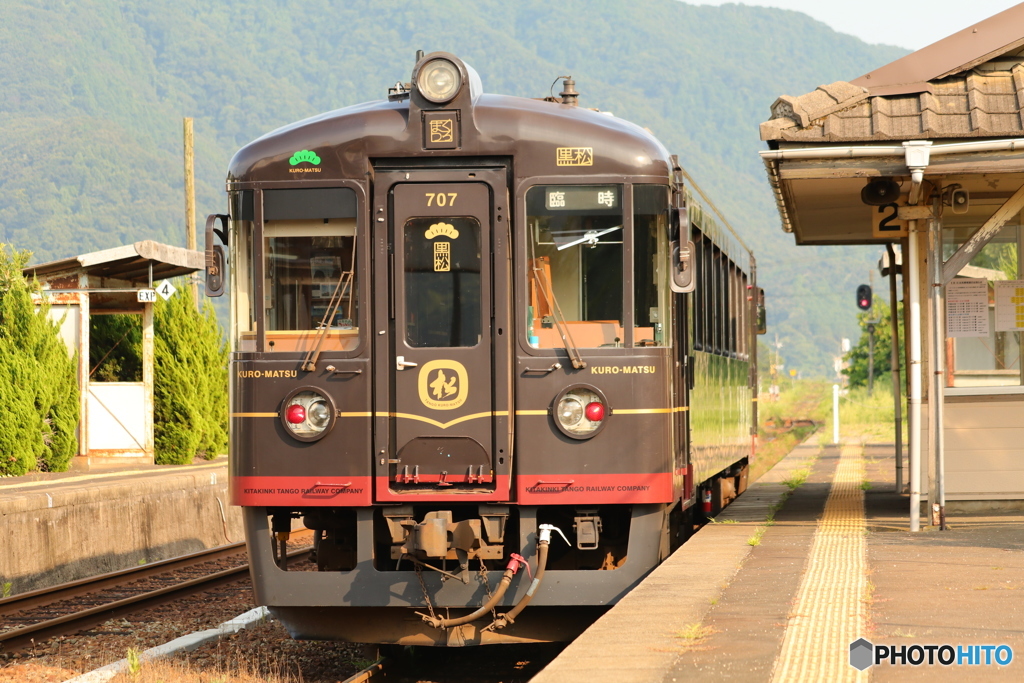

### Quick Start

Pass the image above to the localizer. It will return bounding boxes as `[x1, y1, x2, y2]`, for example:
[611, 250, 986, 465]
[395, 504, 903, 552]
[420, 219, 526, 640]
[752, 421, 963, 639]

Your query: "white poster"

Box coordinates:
[994, 280, 1024, 332]
[946, 278, 989, 338]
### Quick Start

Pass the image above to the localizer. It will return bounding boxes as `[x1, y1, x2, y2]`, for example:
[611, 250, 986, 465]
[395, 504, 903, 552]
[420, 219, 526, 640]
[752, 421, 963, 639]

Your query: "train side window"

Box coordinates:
[739, 271, 749, 358]
[713, 247, 724, 354]
[525, 185, 624, 348]
[633, 185, 671, 347]
[693, 234, 708, 351]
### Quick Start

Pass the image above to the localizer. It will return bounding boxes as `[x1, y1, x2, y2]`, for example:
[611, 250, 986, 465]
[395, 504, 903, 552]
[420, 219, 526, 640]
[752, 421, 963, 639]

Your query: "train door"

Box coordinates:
[373, 172, 512, 501]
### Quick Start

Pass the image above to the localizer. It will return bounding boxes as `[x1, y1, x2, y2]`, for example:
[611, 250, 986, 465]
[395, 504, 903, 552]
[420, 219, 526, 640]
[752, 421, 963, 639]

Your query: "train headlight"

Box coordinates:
[551, 385, 609, 440]
[280, 387, 337, 442]
[418, 58, 461, 103]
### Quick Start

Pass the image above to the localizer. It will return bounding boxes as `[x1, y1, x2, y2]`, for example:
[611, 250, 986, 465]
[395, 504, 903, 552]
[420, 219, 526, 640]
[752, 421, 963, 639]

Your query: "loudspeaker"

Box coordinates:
[861, 178, 901, 206]
[951, 188, 969, 214]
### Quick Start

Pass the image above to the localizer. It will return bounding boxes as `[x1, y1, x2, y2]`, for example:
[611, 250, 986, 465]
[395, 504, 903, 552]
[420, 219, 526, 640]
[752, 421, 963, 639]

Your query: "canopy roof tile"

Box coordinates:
[761, 3, 1024, 144]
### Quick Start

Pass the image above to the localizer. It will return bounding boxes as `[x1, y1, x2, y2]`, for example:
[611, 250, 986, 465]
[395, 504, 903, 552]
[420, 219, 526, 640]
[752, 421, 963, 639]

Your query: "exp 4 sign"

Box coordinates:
[137, 289, 157, 303]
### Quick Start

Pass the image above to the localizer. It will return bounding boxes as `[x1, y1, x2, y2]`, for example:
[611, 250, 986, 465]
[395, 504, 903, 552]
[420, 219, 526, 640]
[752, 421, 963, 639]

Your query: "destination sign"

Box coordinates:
[544, 186, 619, 211]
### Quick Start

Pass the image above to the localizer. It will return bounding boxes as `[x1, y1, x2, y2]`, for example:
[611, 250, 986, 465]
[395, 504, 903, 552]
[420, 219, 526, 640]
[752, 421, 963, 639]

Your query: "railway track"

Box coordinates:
[341, 642, 565, 683]
[0, 539, 311, 653]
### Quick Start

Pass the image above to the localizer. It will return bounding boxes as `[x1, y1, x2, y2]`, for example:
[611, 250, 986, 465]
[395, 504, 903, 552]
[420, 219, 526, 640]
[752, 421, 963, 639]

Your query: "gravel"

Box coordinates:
[0, 547, 366, 683]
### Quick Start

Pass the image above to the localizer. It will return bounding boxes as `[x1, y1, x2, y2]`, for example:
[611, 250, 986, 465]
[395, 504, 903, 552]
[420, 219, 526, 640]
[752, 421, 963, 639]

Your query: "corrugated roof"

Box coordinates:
[761, 64, 1024, 143]
[25, 241, 203, 283]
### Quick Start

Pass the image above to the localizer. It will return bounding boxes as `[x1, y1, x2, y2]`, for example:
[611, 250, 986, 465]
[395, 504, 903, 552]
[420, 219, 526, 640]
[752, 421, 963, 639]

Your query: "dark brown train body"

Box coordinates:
[211, 53, 760, 646]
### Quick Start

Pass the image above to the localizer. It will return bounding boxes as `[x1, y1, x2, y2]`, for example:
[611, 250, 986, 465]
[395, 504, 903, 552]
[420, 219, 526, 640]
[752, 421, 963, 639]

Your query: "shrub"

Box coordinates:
[0, 245, 79, 474]
[152, 283, 228, 464]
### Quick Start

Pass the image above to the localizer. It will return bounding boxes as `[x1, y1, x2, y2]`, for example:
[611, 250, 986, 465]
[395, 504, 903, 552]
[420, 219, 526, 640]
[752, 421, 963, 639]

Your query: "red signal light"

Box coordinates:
[285, 404, 306, 424]
[585, 402, 605, 422]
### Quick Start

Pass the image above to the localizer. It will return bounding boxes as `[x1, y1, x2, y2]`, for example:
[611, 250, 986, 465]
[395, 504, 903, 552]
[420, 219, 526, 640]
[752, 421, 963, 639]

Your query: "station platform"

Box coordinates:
[0, 459, 243, 596]
[533, 437, 1024, 682]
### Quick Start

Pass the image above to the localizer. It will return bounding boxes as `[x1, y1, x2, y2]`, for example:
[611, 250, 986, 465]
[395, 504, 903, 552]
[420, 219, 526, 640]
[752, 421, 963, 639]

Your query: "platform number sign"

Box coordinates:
[871, 202, 908, 238]
[156, 280, 177, 301]
[137, 289, 157, 303]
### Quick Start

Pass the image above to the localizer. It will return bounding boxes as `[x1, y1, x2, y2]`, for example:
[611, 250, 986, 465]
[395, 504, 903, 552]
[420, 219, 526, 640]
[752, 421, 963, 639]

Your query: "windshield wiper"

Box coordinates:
[530, 257, 587, 370]
[302, 234, 357, 372]
[556, 225, 622, 251]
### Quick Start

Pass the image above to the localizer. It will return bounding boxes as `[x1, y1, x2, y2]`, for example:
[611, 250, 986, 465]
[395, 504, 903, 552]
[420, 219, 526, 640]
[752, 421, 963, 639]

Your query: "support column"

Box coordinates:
[142, 300, 155, 461]
[886, 243, 903, 494]
[78, 276, 90, 457]
[907, 221, 923, 532]
[929, 216, 947, 529]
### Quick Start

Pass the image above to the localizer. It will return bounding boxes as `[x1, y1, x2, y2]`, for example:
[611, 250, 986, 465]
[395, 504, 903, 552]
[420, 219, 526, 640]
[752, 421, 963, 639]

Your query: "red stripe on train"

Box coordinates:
[232, 476, 373, 506]
[374, 475, 512, 502]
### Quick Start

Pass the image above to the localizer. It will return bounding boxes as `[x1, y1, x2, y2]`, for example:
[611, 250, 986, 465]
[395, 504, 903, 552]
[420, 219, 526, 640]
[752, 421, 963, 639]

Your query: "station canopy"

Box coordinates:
[758, 3, 1024, 245]
[24, 240, 202, 312]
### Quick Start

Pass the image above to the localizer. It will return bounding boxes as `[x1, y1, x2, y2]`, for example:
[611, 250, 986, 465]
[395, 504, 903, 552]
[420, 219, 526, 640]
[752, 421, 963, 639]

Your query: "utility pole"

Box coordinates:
[184, 117, 198, 308]
[867, 321, 876, 396]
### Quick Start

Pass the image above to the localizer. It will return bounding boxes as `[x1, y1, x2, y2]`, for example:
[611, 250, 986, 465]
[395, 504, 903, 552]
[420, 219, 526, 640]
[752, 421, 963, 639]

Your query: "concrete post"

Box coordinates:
[907, 221, 923, 532]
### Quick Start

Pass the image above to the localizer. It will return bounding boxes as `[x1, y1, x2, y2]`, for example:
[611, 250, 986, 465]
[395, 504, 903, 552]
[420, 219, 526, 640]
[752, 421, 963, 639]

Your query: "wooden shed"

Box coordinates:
[24, 241, 202, 467]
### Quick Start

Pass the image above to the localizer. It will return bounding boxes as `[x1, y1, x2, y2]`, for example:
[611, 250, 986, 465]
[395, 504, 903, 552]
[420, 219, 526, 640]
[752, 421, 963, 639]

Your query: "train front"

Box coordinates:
[212, 53, 693, 646]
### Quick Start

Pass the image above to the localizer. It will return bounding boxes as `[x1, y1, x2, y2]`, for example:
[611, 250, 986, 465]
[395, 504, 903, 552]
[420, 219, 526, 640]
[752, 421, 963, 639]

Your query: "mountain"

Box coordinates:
[0, 0, 907, 374]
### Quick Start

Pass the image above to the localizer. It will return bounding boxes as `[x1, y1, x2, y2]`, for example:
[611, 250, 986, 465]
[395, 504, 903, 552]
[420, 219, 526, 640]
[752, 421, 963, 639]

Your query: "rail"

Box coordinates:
[0, 540, 311, 653]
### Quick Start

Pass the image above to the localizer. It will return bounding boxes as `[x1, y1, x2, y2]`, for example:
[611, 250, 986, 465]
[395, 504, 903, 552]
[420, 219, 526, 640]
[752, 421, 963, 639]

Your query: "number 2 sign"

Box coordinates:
[871, 202, 908, 238]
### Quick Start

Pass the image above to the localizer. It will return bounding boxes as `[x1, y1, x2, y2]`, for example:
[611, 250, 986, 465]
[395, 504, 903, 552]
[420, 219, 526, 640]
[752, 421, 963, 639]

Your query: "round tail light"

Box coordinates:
[585, 402, 605, 422]
[285, 404, 306, 424]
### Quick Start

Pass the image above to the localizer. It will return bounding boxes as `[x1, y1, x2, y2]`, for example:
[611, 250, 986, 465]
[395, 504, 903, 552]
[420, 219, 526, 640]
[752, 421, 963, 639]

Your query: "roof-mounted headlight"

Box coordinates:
[418, 58, 462, 103]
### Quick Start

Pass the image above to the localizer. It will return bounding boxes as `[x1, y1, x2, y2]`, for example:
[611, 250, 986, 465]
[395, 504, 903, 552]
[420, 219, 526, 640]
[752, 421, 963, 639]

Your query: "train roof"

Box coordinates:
[228, 55, 672, 185]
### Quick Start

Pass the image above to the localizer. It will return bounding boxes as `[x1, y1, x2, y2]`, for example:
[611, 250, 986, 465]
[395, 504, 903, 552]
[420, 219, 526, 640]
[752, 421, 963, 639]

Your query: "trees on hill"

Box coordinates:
[0, 246, 79, 475]
[843, 300, 903, 389]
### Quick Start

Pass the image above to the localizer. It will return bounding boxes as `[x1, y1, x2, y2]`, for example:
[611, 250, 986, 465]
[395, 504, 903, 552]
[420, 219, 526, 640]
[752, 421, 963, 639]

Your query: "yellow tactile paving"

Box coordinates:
[771, 443, 867, 683]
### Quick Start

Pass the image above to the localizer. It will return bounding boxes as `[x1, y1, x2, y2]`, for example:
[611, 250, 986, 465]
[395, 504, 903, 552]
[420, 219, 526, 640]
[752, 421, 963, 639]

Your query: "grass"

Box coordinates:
[677, 623, 716, 641]
[782, 467, 810, 490]
[127, 648, 142, 677]
[752, 381, 833, 481]
[2, 582, 11, 598]
[831, 383, 907, 443]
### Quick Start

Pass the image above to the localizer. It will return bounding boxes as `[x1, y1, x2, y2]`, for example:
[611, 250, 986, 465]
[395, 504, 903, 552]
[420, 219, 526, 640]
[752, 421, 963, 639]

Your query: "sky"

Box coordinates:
[690, 1, 1022, 50]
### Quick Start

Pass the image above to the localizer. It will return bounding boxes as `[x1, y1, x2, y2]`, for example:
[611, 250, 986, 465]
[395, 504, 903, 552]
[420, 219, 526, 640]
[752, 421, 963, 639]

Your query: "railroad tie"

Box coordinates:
[770, 443, 867, 683]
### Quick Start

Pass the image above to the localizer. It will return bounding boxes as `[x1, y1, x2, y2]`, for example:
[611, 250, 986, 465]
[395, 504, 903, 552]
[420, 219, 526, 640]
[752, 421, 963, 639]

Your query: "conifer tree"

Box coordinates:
[152, 283, 228, 464]
[0, 245, 79, 474]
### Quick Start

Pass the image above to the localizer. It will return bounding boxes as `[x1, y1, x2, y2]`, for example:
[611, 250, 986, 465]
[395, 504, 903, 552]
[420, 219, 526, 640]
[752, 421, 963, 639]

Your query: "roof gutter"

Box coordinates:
[760, 137, 1024, 232]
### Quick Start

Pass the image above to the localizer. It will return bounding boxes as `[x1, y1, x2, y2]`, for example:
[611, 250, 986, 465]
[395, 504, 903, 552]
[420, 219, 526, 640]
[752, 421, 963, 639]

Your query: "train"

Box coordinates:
[204, 51, 765, 647]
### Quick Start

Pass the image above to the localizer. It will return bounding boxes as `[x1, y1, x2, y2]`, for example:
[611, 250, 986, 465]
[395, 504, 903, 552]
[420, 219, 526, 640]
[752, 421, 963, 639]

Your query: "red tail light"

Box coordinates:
[585, 402, 605, 422]
[285, 404, 306, 424]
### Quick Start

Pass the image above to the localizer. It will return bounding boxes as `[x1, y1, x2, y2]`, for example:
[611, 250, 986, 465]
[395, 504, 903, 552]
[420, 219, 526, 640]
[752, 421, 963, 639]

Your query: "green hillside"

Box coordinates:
[0, 0, 906, 374]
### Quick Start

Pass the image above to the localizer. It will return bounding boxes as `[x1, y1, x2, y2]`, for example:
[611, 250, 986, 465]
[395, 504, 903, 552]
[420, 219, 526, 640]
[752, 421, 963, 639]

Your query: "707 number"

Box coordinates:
[426, 192, 457, 207]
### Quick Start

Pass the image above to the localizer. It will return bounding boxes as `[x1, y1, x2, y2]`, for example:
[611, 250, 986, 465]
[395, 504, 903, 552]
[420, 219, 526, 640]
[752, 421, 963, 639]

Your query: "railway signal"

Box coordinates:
[856, 284, 872, 311]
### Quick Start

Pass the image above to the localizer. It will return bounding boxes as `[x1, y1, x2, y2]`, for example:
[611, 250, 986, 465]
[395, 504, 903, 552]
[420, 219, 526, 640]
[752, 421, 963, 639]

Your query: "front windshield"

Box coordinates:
[261, 218, 359, 353]
[526, 185, 623, 348]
